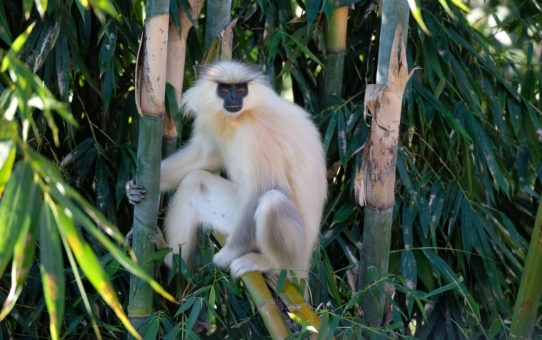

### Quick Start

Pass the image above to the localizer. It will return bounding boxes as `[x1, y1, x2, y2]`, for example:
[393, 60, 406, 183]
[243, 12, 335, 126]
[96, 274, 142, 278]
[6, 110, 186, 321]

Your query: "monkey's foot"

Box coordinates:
[124, 229, 133, 247]
[148, 228, 169, 249]
[126, 178, 146, 204]
[229, 253, 271, 279]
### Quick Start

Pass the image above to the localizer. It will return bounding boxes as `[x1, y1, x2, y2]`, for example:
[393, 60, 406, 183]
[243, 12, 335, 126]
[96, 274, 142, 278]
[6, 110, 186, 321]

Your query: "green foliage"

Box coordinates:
[0, 0, 540, 339]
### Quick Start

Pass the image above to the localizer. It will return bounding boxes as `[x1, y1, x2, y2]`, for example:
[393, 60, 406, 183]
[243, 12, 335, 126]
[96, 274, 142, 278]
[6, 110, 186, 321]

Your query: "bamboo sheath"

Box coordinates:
[356, 23, 414, 326]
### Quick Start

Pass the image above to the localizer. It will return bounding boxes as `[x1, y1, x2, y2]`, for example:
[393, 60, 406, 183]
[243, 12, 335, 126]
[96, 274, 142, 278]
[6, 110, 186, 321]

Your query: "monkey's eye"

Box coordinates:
[217, 83, 231, 93]
[235, 84, 248, 93]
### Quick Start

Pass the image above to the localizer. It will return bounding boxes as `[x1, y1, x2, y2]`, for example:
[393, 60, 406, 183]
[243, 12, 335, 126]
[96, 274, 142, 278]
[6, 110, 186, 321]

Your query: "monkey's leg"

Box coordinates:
[228, 190, 306, 279]
[163, 170, 237, 268]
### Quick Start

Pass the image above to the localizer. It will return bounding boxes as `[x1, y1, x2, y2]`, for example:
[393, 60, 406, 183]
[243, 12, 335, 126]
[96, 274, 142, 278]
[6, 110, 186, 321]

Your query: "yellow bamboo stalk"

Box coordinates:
[163, 0, 204, 140]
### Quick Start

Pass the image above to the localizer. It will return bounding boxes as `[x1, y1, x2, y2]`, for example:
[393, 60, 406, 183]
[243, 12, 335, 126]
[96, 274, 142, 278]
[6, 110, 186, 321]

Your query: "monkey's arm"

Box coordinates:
[160, 136, 221, 192]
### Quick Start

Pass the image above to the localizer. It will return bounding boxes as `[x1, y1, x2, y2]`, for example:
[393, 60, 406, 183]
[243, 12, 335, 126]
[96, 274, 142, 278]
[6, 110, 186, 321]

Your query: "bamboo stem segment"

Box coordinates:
[375, 0, 410, 86]
[129, 4, 170, 335]
[319, 6, 348, 111]
[163, 0, 204, 143]
[242, 272, 291, 340]
[355, 21, 413, 326]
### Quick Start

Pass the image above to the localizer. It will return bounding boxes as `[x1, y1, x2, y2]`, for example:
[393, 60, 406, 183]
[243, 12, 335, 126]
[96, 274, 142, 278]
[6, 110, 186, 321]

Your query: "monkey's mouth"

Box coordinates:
[224, 105, 242, 113]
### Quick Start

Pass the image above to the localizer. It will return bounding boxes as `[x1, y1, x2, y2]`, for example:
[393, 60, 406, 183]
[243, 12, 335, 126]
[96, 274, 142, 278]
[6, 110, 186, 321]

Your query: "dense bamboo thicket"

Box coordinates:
[0, 0, 541, 339]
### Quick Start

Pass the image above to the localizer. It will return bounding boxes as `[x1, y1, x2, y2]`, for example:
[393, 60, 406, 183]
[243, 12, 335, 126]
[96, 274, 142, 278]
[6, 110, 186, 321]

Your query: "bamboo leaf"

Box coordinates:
[42, 173, 176, 302]
[25, 18, 60, 73]
[54, 31, 70, 102]
[88, 0, 118, 18]
[0, 2, 13, 45]
[40, 201, 66, 340]
[316, 312, 329, 340]
[322, 0, 333, 23]
[268, 32, 281, 63]
[449, 0, 469, 12]
[306, 0, 322, 30]
[165, 82, 179, 122]
[177, 0, 199, 28]
[0, 120, 17, 195]
[283, 32, 325, 68]
[402, 250, 416, 316]
[142, 314, 159, 339]
[98, 19, 117, 75]
[406, 0, 431, 35]
[148, 247, 171, 261]
[185, 299, 202, 333]
[322, 111, 337, 154]
[337, 109, 348, 169]
[51, 201, 142, 340]
[0, 161, 37, 277]
[414, 250, 435, 291]
[0, 197, 41, 321]
[95, 158, 109, 213]
[277, 270, 287, 293]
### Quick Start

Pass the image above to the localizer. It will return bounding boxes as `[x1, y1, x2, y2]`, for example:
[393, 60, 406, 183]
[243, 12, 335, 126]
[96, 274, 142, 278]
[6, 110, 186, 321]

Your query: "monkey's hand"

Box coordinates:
[213, 245, 244, 271]
[148, 228, 169, 249]
[126, 178, 147, 204]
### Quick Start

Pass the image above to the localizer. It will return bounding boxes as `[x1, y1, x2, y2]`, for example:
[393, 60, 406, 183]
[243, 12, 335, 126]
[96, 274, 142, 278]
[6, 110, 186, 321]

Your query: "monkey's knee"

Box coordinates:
[178, 170, 214, 193]
[255, 190, 305, 265]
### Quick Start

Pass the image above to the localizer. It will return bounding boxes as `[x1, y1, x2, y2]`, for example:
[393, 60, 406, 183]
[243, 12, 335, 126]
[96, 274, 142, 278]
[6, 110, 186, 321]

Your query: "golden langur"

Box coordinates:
[132, 61, 327, 283]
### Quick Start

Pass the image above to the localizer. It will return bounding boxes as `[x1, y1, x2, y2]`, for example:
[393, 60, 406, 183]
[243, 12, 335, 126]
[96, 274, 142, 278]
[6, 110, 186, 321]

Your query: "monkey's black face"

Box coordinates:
[216, 83, 248, 113]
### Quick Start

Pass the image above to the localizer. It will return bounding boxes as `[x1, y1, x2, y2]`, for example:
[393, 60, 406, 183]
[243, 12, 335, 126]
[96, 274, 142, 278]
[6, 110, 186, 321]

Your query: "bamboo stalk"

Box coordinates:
[355, 3, 412, 324]
[319, 6, 348, 165]
[242, 272, 291, 340]
[510, 198, 542, 339]
[319, 6, 348, 111]
[375, 0, 410, 86]
[266, 275, 321, 334]
[162, 1, 204, 157]
[128, 0, 170, 334]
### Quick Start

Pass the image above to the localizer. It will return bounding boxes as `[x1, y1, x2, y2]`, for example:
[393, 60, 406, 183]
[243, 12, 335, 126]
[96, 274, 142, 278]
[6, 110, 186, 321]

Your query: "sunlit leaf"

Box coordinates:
[51, 201, 142, 340]
[40, 201, 65, 340]
[0, 161, 37, 277]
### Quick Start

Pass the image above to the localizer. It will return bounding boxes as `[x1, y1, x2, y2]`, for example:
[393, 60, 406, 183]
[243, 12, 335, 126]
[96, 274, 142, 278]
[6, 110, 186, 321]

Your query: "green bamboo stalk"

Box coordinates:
[357, 0, 410, 327]
[319, 5, 348, 110]
[128, 0, 170, 334]
[319, 5, 348, 166]
[510, 198, 542, 339]
[203, 0, 232, 51]
[375, 0, 409, 86]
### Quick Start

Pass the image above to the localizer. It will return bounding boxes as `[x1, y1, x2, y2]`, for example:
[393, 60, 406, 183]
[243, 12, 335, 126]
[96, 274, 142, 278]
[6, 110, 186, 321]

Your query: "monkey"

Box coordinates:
[129, 61, 327, 284]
